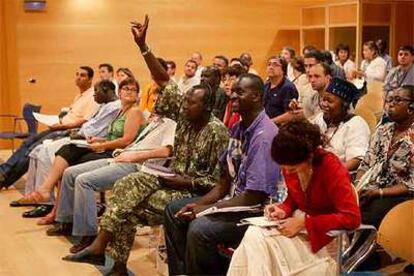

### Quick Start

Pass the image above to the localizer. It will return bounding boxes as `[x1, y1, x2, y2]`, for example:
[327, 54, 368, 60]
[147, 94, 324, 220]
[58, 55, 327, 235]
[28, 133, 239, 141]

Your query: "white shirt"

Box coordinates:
[335, 59, 356, 76]
[177, 75, 200, 95]
[312, 114, 371, 162]
[195, 66, 205, 78]
[360, 56, 387, 82]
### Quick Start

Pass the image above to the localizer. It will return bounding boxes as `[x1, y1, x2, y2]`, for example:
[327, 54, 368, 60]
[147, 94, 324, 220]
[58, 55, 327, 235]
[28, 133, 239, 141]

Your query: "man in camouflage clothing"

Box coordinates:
[63, 82, 229, 273]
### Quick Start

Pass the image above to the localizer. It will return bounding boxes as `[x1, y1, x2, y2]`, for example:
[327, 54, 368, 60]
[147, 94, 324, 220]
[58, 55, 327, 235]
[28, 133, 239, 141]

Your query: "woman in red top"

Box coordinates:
[227, 119, 361, 276]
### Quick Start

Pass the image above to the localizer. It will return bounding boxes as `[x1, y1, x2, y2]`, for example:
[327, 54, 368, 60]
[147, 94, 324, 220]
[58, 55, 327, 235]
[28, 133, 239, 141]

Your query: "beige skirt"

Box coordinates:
[227, 226, 337, 276]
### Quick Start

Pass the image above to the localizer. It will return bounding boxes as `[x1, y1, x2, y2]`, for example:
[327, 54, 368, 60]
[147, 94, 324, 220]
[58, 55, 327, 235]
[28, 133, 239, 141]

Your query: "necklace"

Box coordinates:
[298, 167, 313, 192]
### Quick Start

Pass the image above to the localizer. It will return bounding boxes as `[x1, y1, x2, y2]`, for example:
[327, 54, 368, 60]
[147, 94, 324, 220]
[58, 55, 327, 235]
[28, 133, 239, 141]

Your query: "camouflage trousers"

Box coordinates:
[100, 171, 193, 263]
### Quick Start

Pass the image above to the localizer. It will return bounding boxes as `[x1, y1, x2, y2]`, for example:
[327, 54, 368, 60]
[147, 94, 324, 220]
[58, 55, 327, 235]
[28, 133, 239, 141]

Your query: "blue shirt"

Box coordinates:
[220, 110, 279, 197]
[263, 77, 298, 119]
[78, 100, 121, 138]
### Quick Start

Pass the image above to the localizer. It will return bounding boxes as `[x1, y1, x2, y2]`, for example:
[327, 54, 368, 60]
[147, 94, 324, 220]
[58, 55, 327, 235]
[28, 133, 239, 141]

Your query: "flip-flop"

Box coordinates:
[9, 192, 44, 207]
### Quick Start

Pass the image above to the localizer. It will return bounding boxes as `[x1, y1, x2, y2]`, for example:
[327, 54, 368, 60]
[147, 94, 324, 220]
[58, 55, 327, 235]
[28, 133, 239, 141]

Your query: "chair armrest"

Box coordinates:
[0, 114, 18, 118]
[327, 224, 377, 237]
[13, 117, 25, 133]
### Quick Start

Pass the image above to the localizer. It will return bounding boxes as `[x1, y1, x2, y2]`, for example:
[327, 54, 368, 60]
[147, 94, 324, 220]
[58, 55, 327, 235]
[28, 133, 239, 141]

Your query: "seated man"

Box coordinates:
[12, 80, 120, 207]
[48, 114, 177, 254]
[164, 73, 280, 275]
[63, 83, 229, 275]
[200, 66, 228, 121]
[263, 55, 299, 125]
[0, 66, 99, 188]
[177, 59, 200, 95]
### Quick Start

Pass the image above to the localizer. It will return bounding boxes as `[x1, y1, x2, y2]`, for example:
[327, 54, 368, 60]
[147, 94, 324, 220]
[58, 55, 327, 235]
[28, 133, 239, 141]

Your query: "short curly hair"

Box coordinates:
[271, 119, 324, 165]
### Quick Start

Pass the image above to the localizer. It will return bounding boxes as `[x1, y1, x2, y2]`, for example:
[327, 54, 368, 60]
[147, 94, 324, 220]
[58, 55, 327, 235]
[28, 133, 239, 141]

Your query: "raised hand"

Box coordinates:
[131, 14, 149, 48]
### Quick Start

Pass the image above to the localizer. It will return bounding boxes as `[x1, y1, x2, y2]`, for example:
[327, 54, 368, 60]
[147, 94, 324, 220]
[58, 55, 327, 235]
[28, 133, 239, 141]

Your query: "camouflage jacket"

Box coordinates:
[170, 115, 229, 194]
[154, 80, 183, 121]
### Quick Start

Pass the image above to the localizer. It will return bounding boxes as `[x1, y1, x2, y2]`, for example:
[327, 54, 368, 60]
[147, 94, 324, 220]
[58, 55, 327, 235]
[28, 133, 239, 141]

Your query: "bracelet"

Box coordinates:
[141, 45, 151, 56]
[379, 188, 384, 198]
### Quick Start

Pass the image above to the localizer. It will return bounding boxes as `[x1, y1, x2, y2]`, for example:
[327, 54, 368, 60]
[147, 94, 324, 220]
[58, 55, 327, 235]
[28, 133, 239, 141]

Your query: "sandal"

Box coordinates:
[22, 204, 54, 218]
[9, 192, 45, 207]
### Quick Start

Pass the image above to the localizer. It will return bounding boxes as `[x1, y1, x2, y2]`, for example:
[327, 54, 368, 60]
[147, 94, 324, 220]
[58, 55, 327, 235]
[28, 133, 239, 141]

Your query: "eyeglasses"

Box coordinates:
[121, 87, 138, 93]
[385, 97, 412, 104]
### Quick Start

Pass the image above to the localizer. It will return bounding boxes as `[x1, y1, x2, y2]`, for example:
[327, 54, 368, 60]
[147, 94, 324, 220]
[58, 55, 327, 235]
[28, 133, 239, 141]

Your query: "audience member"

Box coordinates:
[352, 41, 386, 82]
[165, 60, 177, 82]
[290, 56, 309, 98]
[17, 78, 144, 206]
[322, 50, 346, 80]
[383, 45, 414, 95]
[230, 57, 244, 68]
[376, 39, 393, 73]
[312, 78, 370, 171]
[227, 119, 360, 275]
[10, 80, 120, 209]
[177, 59, 200, 95]
[50, 115, 177, 253]
[302, 45, 317, 56]
[213, 55, 229, 77]
[281, 46, 296, 81]
[164, 73, 279, 275]
[99, 63, 118, 94]
[240, 52, 259, 75]
[355, 85, 414, 270]
[335, 43, 356, 78]
[0, 66, 99, 188]
[191, 52, 205, 78]
[115, 68, 135, 84]
[222, 64, 247, 129]
[63, 85, 229, 275]
[201, 66, 228, 121]
[263, 56, 299, 125]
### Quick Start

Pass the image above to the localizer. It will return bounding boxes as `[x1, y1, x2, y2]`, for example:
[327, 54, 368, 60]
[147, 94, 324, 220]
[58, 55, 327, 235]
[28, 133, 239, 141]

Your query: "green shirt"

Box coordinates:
[154, 80, 183, 121]
[170, 115, 229, 194]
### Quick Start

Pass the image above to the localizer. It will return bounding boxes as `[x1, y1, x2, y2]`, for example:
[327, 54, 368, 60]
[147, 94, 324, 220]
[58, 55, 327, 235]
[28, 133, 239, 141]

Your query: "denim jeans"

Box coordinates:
[164, 197, 257, 275]
[56, 159, 138, 236]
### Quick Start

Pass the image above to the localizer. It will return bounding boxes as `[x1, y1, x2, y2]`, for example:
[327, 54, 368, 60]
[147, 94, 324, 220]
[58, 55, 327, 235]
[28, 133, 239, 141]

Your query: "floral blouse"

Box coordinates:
[359, 122, 414, 193]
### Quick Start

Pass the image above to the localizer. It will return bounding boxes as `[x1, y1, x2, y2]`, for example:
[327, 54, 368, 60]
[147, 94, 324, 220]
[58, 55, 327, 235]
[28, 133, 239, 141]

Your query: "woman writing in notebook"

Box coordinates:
[227, 119, 361, 276]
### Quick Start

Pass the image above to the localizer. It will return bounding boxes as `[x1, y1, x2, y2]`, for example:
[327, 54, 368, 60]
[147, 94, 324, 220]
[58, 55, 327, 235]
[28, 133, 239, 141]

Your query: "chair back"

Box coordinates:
[22, 103, 41, 134]
[378, 200, 414, 263]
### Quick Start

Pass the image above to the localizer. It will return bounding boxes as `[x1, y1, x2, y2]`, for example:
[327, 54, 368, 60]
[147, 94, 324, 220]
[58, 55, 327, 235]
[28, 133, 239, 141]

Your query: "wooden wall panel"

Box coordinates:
[0, 0, 20, 149]
[393, 2, 414, 60]
[329, 4, 357, 25]
[329, 27, 357, 59]
[362, 3, 391, 24]
[2, 0, 302, 130]
[303, 28, 325, 49]
[303, 7, 325, 26]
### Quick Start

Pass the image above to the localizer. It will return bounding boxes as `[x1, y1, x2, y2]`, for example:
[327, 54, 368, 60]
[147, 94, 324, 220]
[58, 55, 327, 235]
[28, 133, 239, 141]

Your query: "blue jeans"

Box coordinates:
[56, 159, 138, 236]
[0, 129, 66, 187]
[164, 197, 255, 275]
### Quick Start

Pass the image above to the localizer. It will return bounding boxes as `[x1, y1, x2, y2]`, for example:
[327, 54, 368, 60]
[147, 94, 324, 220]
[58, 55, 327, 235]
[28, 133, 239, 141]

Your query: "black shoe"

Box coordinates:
[46, 223, 73, 236]
[22, 205, 53, 218]
[97, 203, 106, 217]
[69, 236, 96, 254]
[62, 249, 106, 266]
[404, 264, 414, 273]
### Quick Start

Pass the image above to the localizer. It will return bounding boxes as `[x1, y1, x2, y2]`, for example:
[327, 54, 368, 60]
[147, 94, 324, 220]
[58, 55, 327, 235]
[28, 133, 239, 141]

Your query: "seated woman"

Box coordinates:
[312, 78, 371, 171]
[227, 119, 361, 276]
[334, 43, 356, 79]
[355, 85, 414, 270]
[351, 41, 386, 83]
[16, 77, 144, 206]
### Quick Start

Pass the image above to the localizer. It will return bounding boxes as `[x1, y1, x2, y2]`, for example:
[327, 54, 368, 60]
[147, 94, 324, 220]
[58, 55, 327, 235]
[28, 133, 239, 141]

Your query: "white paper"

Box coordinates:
[238, 216, 281, 228]
[196, 204, 262, 218]
[33, 112, 60, 126]
[69, 139, 90, 148]
[139, 163, 176, 177]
